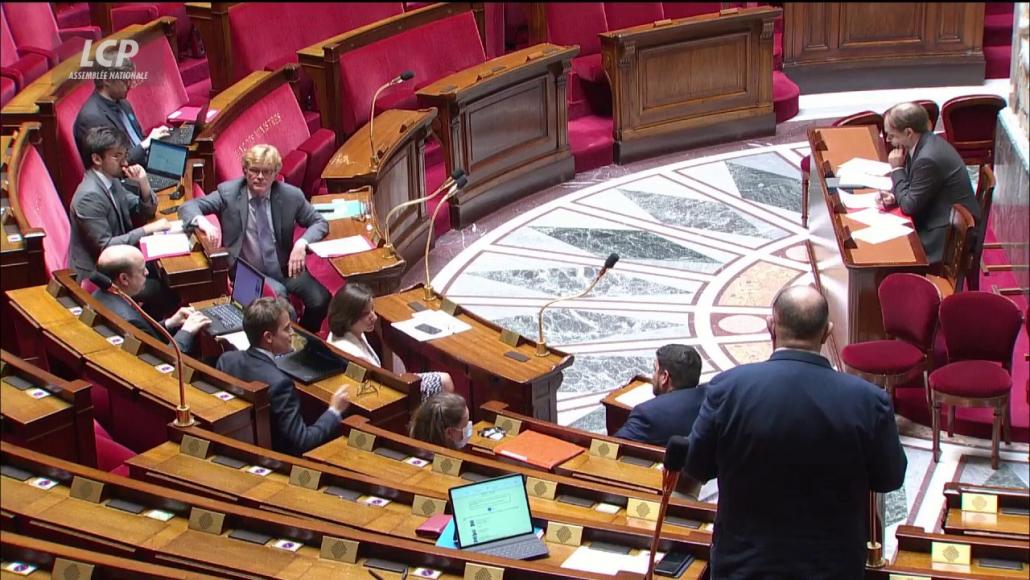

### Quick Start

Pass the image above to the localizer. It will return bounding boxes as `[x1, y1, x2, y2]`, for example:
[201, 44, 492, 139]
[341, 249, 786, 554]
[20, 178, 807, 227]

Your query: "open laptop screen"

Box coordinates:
[147, 140, 188, 178]
[232, 259, 265, 307]
[450, 474, 533, 548]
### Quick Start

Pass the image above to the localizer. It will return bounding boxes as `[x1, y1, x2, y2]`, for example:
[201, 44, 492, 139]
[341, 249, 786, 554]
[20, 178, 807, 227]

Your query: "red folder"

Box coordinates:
[493, 430, 585, 470]
[166, 107, 219, 125]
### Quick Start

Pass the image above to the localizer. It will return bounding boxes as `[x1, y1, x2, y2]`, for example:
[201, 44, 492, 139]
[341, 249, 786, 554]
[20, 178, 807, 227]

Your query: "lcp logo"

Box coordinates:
[80, 39, 140, 67]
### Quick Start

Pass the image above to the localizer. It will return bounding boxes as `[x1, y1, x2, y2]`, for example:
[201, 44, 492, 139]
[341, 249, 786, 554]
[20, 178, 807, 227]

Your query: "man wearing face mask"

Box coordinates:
[614, 344, 704, 446]
[216, 297, 349, 456]
[685, 285, 906, 580]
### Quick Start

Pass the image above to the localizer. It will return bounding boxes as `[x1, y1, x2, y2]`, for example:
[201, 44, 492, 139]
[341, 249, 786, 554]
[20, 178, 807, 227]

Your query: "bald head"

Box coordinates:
[771, 286, 830, 347]
[96, 245, 146, 295]
[885, 102, 930, 134]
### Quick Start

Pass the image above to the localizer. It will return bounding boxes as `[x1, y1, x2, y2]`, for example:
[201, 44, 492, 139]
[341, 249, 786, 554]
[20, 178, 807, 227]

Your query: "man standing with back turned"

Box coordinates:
[685, 285, 906, 579]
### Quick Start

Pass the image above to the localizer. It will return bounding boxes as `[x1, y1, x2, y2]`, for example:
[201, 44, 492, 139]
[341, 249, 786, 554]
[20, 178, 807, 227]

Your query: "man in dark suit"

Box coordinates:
[73, 55, 170, 166]
[615, 344, 704, 446]
[881, 102, 981, 264]
[69, 126, 177, 318]
[217, 297, 349, 455]
[178, 144, 331, 332]
[92, 245, 211, 353]
[685, 286, 906, 580]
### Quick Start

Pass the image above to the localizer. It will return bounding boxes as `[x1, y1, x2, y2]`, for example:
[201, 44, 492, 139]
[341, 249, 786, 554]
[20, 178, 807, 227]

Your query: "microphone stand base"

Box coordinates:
[173, 407, 196, 428]
[865, 541, 885, 568]
[535, 340, 548, 357]
[423, 286, 435, 302]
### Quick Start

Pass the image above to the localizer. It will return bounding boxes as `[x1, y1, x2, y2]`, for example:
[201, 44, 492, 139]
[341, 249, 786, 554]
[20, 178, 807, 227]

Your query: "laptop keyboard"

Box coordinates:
[163, 125, 194, 146]
[148, 174, 179, 191]
[206, 304, 243, 330]
[468, 537, 548, 560]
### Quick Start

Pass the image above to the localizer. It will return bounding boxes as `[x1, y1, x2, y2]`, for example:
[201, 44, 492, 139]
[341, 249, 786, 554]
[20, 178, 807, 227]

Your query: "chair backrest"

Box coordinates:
[2, 2, 61, 52]
[1, 6, 20, 67]
[15, 143, 71, 276]
[660, 2, 724, 19]
[975, 164, 996, 238]
[123, 32, 189, 133]
[604, 2, 664, 30]
[937, 203, 977, 292]
[53, 80, 95, 199]
[941, 94, 1006, 165]
[544, 2, 608, 57]
[877, 273, 941, 351]
[834, 110, 884, 134]
[915, 99, 940, 132]
[939, 291, 1023, 370]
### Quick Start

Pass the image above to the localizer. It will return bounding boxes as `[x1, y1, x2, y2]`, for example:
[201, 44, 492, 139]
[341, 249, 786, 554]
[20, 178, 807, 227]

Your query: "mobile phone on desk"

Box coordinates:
[415, 514, 452, 538]
[654, 551, 694, 578]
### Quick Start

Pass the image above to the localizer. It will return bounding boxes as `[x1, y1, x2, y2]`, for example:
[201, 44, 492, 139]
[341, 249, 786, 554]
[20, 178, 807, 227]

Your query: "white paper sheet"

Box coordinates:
[412, 309, 471, 334]
[560, 546, 665, 576]
[615, 383, 655, 407]
[838, 157, 892, 177]
[391, 317, 452, 342]
[216, 330, 250, 350]
[166, 219, 184, 234]
[851, 223, 914, 245]
[836, 170, 893, 191]
[847, 207, 911, 228]
[838, 189, 881, 210]
[139, 232, 191, 260]
[309, 236, 373, 258]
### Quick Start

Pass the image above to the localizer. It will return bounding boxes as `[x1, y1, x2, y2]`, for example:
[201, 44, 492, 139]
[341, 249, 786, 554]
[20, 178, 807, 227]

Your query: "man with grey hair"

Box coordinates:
[686, 285, 906, 579]
[879, 101, 981, 264]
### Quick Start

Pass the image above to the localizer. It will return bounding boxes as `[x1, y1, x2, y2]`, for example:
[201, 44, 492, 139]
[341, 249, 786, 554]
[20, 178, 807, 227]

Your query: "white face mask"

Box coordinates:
[456, 421, 473, 448]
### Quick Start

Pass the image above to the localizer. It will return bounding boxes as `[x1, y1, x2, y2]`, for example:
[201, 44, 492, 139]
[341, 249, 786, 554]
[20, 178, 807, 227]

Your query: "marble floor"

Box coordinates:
[410, 82, 1030, 559]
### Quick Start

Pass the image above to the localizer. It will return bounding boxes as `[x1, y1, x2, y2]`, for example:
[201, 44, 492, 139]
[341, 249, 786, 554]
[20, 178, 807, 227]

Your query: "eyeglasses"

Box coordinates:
[245, 167, 277, 178]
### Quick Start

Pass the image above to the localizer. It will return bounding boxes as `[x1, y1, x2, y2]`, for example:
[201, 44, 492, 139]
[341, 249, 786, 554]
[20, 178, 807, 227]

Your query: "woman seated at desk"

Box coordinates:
[327, 283, 455, 400]
[410, 392, 471, 450]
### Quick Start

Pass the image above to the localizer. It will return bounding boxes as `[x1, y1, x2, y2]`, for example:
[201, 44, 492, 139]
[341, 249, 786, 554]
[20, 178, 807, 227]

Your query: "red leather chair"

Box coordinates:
[929, 291, 1023, 469]
[14, 144, 71, 276]
[800, 111, 884, 226]
[924, 204, 978, 299]
[841, 273, 941, 402]
[941, 94, 1006, 166]
[1, 2, 101, 67]
[543, 2, 610, 119]
[1, 7, 50, 92]
[966, 164, 996, 291]
[604, 2, 664, 30]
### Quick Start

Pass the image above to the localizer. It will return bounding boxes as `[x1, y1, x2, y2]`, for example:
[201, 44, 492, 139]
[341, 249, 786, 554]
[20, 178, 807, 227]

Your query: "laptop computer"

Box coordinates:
[448, 473, 549, 561]
[200, 259, 265, 336]
[163, 101, 210, 146]
[145, 139, 189, 191]
[276, 329, 350, 383]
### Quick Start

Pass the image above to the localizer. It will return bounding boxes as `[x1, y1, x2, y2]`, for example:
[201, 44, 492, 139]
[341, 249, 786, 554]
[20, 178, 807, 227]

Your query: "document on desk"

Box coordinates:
[837, 170, 893, 191]
[392, 317, 453, 341]
[309, 236, 373, 258]
[217, 330, 250, 351]
[839, 157, 892, 177]
[615, 384, 654, 407]
[847, 207, 910, 228]
[167, 220, 185, 234]
[139, 232, 191, 260]
[851, 223, 914, 245]
[412, 309, 471, 334]
[560, 546, 664, 575]
[838, 189, 881, 210]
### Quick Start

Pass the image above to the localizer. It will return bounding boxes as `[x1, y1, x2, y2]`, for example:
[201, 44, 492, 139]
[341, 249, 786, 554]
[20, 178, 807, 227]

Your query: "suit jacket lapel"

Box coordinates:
[92, 171, 131, 232]
[236, 181, 250, 239]
[269, 184, 282, 249]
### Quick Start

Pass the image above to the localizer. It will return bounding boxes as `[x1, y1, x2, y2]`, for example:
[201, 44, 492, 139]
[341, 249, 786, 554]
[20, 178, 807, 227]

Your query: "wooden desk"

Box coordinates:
[311, 189, 405, 296]
[807, 125, 929, 347]
[472, 401, 665, 495]
[783, 3, 985, 93]
[320, 108, 437, 269]
[1, 350, 96, 467]
[941, 483, 1030, 542]
[600, 6, 780, 164]
[890, 525, 1029, 578]
[306, 415, 718, 540]
[2, 441, 648, 580]
[415, 43, 577, 228]
[600, 375, 652, 436]
[373, 285, 573, 422]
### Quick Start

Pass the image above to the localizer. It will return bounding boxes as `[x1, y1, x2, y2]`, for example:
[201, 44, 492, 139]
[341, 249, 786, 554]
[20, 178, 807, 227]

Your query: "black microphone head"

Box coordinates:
[449, 168, 466, 181]
[89, 271, 113, 291]
[603, 253, 619, 270]
[454, 176, 468, 189]
[399, 70, 415, 81]
[664, 435, 690, 471]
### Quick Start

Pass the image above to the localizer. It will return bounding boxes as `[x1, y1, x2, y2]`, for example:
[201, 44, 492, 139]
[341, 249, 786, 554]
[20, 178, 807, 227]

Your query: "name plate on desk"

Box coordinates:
[347, 430, 376, 451]
[121, 334, 144, 356]
[961, 492, 998, 513]
[627, 498, 660, 521]
[180, 435, 210, 459]
[526, 476, 556, 500]
[289, 466, 322, 489]
[78, 306, 98, 326]
[344, 362, 368, 384]
[440, 298, 460, 316]
[589, 439, 619, 459]
[432, 454, 462, 476]
[320, 536, 359, 564]
[69, 476, 104, 503]
[46, 278, 62, 298]
[188, 508, 225, 535]
[931, 541, 971, 566]
[464, 563, 504, 580]
[494, 416, 521, 435]
[499, 329, 521, 348]
[52, 559, 94, 580]
[412, 495, 447, 517]
[545, 522, 583, 546]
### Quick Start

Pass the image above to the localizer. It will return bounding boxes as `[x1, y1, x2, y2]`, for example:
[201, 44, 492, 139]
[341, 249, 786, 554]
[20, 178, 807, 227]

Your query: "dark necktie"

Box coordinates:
[249, 196, 281, 277]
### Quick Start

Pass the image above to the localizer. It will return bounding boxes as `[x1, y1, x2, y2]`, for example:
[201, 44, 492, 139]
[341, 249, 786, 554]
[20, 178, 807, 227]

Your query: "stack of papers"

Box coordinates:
[838, 189, 881, 210]
[851, 223, 914, 245]
[391, 308, 472, 342]
[847, 207, 910, 228]
[312, 199, 365, 221]
[615, 383, 655, 407]
[837, 157, 893, 191]
[309, 236, 373, 258]
[561, 546, 665, 575]
[139, 232, 191, 260]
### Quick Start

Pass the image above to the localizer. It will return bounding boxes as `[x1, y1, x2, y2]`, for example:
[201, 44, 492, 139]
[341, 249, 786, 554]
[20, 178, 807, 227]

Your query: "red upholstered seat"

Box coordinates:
[125, 32, 190, 132]
[842, 340, 926, 375]
[941, 94, 1006, 166]
[54, 80, 94, 200]
[504, 2, 530, 50]
[604, 2, 664, 30]
[569, 114, 614, 173]
[0, 75, 14, 107]
[929, 291, 1023, 468]
[335, 11, 486, 137]
[109, 4, 159, 33]
[984, 45, 1012, 80]
[771, 71, 799, 123]
[2, 2, 100, 67]
[93, 419, 134, 476]
[16, 146, 71, 275]
[1, 8, 50, 90]
[54, 2, 91, 28]
[660, 2, 722, 19]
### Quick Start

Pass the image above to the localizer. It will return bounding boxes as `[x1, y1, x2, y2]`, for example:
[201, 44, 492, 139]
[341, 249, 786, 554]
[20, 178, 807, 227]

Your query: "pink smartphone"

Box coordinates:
[415, 514, 452, 538]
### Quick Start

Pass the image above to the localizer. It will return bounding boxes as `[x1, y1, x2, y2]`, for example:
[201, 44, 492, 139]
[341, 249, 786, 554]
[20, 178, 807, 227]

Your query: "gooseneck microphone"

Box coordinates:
[382, 168, 465, 258]
[423, 174, 469, 300]
[90, 272, 195, 427]
[368, 70, 416, 169]
[535, 253, 619, 356]
[644, 435, 690, 580]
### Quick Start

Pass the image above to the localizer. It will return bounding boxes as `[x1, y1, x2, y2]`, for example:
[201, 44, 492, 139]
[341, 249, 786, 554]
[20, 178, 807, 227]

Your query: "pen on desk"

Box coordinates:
[368, 571, 385, 580]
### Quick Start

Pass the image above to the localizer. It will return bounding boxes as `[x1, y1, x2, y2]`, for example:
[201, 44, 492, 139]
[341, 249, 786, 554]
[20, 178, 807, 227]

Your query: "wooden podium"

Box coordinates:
[783, 3, 986, 93]
[601, 6, 780, 164]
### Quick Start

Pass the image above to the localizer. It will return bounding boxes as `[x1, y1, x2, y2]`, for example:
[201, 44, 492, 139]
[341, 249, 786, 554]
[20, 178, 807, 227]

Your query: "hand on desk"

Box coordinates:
[165, 306, 195, 329]
[194, 217, 221, 248]
[180, 311, 212, 335]
[877, 191, 897, 211]
[330, 385, 350, 415]
[288, 241, 308, 277]
[143, 218, 171, 234]
[142, 126, 171, 150]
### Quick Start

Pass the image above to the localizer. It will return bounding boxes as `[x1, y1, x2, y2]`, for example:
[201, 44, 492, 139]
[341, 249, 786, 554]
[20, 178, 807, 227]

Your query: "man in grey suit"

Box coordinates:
[178, 144, 331, 332]
[92, 245, 211, 354]
[881, 102, 981, 265]
[69, 126, 178, 318]
[217, 297, 349, 455]
[73, 54, 170, 166]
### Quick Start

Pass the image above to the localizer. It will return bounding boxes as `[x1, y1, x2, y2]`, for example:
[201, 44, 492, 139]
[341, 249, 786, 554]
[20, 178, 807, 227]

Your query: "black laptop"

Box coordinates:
[449, 473, 548, 561]
[199, 259, 265, 336]
[276, 329, 350, 383]
[163, 101, 210, 146]
[145, 139, 189, 191]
